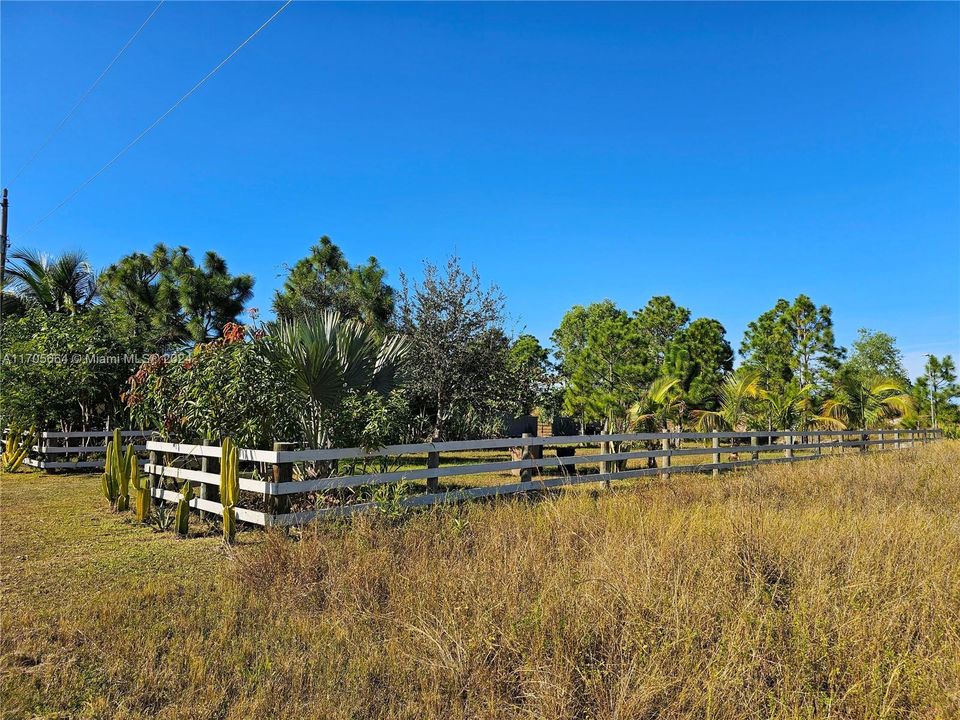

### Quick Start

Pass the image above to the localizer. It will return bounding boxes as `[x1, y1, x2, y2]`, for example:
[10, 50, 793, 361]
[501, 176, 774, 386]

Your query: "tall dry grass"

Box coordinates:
[3, 443, 959, 719]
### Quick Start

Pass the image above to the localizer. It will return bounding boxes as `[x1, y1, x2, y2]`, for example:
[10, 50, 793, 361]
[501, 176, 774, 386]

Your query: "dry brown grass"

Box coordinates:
[2, 443, 959, 719]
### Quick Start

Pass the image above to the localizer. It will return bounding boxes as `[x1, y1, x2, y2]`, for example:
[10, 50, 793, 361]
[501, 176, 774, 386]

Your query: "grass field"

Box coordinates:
[2, 443, 959, 719]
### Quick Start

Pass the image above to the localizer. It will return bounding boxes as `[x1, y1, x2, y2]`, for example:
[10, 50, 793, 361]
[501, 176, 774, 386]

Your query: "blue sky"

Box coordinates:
[2, 2, 958, 377]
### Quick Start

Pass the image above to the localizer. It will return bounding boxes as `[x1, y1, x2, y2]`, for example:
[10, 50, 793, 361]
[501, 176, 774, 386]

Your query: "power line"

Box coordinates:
[5, 1, 166, 186]
[19, 0, 294, 239]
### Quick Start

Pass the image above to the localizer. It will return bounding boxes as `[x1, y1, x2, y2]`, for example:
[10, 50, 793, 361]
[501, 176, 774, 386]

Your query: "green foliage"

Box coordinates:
[99, 244, 253, 347]
[174, 480, 194, 537]
[1, 307, 137, 431]
[125, 327, 300, 448]
[845, 328, 908, 386]
[911, 355, 959, 429]
[102, 429, 138, 512]
[823, 374, 913, 430]
[692, 369, 762, 431]
[262, 310, 409, 448]
[507, 334, 559, 417]
[740, 295, 843, 391]
[662, 317, 734, 410]
[273, 236, 395, 333]
[399, 256, 510, 439]
[6, 249, 97, 314]
[220, 437, 239, 544]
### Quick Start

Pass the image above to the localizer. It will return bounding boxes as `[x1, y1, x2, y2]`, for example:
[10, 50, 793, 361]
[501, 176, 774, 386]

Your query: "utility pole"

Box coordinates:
[0, 188, 8, 342]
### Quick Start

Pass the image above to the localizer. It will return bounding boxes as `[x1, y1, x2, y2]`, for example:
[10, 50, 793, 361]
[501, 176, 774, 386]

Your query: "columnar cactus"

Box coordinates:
[1, 426, 33, 472]
[101, 430, 121, 508]
[221, 437, 240, 544]
[130, 451, 151, 523]
[174, 480, 195, 536]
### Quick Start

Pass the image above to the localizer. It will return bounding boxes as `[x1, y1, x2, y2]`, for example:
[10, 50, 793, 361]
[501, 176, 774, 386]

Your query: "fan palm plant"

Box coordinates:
[692, 369, 761, 431]
[7, 249, 98, 313]
[262, 310, 409, 449]
[822, 375, 913, 430]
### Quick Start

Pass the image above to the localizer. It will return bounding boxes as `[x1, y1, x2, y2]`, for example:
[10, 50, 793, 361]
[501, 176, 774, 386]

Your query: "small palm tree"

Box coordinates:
[630, 376, 685, 432]
[262, 310, 409, 449]
[7, 249, 97, 313]
[756, 383, 843, 432]
[822, 375, 913, 430]
[692, 369, 761, 431]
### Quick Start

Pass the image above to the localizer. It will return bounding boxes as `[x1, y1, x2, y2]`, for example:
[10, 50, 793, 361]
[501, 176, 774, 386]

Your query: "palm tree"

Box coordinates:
[692, 368, 761, 431]
[7, 249, 97, 313]
[822, 375, 913, 431]
[262, 310, 409, 450]
[630, 376, 685, 433]
[756, 383, 843, 432]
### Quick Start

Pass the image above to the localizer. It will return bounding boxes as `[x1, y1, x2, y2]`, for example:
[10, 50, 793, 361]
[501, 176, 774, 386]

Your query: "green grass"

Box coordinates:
[2, 443, 959, 718]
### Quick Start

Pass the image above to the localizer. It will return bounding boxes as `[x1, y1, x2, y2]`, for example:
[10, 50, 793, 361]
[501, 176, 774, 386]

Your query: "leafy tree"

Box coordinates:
[662, 318, 734, 408]
[507, 334, 556, 416]
[844, 328, 908, 386]
[124, 325, 300, 448]
[633, 295, 691, 367]
[562, 307, 652, 431]
[7, 249, 97, 314]
[741, 295, 842, 391]
[100, 244, 253, 347]
[550, 300, 623, 380]
[273, 237, 395, 332]
[1, 306, 135, 430]
[913, 355, 959, 429]
[399, 256, 508, 439]
[263, 311, 409, 450]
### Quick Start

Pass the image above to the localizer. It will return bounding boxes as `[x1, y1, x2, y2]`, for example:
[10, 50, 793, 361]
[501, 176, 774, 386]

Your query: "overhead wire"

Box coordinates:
[5, 0, 166, 185]
[18, 0, 294, 238]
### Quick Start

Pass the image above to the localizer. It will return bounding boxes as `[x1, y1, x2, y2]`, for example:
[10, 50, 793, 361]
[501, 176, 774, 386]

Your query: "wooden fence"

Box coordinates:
[17, 430, 153, 470]
[145, 428, 942, 528]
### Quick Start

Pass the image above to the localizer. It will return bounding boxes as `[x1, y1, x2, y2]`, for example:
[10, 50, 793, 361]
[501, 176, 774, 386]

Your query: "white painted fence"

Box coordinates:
[145, 428, 942, 528]
[18, 429, 153, 470]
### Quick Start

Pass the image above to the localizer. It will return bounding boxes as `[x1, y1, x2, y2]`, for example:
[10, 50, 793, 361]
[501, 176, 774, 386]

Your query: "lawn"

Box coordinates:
[2, 443, 959, 719]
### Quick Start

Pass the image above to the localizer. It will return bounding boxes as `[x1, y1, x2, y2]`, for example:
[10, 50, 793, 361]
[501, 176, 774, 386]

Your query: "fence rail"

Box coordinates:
[145, 428, 942, 528]
[8, 429, 154, 470]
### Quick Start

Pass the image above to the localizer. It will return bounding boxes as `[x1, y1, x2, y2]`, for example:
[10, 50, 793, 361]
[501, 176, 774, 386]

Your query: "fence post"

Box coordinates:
[661, 436, 671, 481]
[712, 435, 720, 477]
[148, 448, 159, 507]
[784, 433, 793, 460]
[893, 431, 899, 450]
[426, 438, 440, 494]
[815, 433, 822, 456]
[750, 434, 759, 462]
[269, 442, 295, 521]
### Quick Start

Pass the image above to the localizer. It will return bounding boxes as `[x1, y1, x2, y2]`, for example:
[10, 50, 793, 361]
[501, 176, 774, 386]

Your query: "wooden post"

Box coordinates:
[784, 433, 793, 460]
[893, 431, 899, 450]
[750, 434, 759, 462]
[426, 437, 440, 494]
[661, 437, 671, 481]
[148, 449, 159, 507]
[712, 435, 720, 477]
[269, 442, 295, 519]
[815, 433, 822, 456]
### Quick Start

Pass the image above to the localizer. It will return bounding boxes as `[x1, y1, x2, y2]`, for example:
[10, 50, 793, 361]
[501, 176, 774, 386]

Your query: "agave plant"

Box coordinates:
[262, 310, 409, 449]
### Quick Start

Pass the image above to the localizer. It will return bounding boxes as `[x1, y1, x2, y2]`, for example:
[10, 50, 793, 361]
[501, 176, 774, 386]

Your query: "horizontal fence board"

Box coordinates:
[144, 464, 268, 493]
[273, 429, 920, 463]
[149, 487, 267, 526]
[146, 441, 276, 463]
[32, 444, 148, 454]
[38, 430, 153, 439]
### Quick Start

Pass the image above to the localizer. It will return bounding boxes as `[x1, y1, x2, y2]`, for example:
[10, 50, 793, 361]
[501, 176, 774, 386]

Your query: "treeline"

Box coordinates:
[1, 237, 957, 444]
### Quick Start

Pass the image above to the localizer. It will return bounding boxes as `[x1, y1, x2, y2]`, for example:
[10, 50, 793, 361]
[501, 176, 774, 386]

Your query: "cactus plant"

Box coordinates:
[174, 480, 195, 536]
[130, 451, 151, 523]
[1, 426, 33, 472]
[221, 437, 240, 544]
[102, 429, 139, 512]
[101, 431, 121, 508]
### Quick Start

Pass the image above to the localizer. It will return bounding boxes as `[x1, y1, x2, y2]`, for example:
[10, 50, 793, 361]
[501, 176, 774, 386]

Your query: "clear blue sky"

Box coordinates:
[2, 2, 958, 377]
